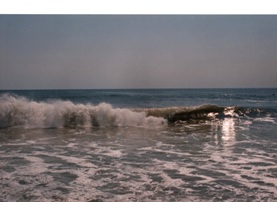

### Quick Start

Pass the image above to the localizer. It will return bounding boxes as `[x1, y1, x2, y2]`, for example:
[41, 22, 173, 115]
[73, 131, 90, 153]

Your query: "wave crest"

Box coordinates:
[0, 94, 166, 129]
[1, 94, 270, 129]
[139, 105, 236, 123]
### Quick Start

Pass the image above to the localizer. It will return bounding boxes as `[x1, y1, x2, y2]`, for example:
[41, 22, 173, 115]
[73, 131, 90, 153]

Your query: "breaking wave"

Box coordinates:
[0, 94, 166, 129]
[0, 94, 274, 129]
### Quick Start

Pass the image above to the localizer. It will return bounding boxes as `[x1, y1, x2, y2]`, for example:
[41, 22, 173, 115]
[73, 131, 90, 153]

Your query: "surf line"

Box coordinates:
[135, 105, 227, 123]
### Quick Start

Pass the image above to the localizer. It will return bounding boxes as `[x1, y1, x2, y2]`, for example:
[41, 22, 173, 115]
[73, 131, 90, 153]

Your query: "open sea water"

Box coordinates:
[0, 88, 277, 201]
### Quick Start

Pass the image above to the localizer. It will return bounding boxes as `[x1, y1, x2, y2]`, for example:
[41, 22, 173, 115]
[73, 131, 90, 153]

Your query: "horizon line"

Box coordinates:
[1, 87, 277, 91]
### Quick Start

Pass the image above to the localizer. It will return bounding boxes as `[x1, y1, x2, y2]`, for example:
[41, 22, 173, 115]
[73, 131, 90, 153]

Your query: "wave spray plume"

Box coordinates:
[0, 94, 166, 129]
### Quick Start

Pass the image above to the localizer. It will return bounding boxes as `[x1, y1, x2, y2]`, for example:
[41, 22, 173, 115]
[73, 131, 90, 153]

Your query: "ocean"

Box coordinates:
[0, 88, 277, 201]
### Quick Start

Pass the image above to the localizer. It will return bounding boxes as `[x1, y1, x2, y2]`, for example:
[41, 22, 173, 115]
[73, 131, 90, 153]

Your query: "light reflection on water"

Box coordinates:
[222, 118, 236, 142]
[1, 119, 277, 201]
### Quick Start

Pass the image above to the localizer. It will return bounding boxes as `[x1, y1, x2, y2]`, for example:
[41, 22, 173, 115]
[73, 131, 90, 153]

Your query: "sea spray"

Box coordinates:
[0, 94, 166, 129]
[0, 94, 272, 129]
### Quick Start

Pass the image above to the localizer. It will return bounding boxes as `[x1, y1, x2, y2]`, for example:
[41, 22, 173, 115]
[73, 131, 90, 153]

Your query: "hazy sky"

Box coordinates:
[0, 15, 277, 89]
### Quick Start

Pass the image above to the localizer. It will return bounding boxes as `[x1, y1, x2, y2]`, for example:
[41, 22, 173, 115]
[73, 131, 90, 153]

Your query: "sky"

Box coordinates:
[0, 15, 277, 89]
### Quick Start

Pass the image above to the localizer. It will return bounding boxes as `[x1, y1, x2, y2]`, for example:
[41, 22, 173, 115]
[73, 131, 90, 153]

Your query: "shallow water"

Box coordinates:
[1, 119, 277, 201]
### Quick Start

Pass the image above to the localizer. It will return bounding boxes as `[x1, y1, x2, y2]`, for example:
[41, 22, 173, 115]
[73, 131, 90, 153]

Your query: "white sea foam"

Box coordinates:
[254, 116, 276, 124]
[0, 94, 166, 129]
